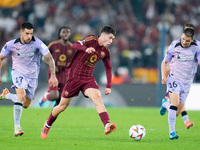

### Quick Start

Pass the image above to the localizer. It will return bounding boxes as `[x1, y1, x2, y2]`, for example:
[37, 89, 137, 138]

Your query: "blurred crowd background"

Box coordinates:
[1, 0, 200, 85]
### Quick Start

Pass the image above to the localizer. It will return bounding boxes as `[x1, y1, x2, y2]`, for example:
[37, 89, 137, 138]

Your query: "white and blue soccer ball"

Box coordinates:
[129, 124, 146, 141]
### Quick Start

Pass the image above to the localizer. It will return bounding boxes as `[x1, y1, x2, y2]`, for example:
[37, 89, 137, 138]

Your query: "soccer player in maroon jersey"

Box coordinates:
[41, 25, 117, 139]
[39, 26, 76, 107]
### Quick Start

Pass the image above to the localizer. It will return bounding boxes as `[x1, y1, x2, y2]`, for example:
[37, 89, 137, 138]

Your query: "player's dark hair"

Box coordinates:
[183, 28, 194, 38]
[99, 25, 116, 36]
[58, 26, 71, 39]
[21, 22, 33, 30]
[183, 22, 194, 31]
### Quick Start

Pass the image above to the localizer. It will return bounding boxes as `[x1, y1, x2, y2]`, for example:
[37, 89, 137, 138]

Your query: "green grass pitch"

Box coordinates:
[0, 106, 199, 150]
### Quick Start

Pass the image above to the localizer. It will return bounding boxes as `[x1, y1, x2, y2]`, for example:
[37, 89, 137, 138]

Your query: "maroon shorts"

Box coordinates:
[61, 78, 99, 98]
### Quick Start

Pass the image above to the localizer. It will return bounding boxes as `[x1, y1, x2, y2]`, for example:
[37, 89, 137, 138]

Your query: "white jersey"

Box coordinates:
[1, 36, 49, 78]
[164, 39, 200, 84]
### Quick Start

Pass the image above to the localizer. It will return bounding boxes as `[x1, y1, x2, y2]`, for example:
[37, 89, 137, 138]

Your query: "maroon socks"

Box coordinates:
[47, 113, 57, 126]
[99, 112, 110, 126]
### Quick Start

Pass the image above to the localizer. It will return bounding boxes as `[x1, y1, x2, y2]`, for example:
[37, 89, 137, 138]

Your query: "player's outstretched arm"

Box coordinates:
[44, 53, 58, 87]
[72, 42, 87, 51]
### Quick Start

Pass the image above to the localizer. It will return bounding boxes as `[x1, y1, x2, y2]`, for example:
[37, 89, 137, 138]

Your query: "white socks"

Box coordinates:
[182, 115, 189, 124]
[13, 101, 23, 126]
[168, 106, 177, 133]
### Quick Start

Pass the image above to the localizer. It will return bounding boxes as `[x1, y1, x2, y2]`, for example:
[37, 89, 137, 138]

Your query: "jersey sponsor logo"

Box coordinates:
[177, 55, 194, 60]
[58, 54, 67, 66]
[90, 55, 97, 63]
[84, 60, 93, 67]
[17, 52, 34, 57]
[83, 55, 97, 67]
[58, 61, 66, 66]
[59, 54, 66, 61]
[83, 54, 98, 67]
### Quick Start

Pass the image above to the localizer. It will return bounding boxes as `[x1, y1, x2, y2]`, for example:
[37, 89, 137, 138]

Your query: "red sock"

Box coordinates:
[99, 112, 110, 126]
[47, 113, 57, 126]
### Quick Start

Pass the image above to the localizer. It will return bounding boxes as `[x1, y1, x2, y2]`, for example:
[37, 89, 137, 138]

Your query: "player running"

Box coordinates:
[0, 22, 58, 136]
[160, 28, 200, 140]
[41, 25, 117, 139]
[160, 23, 199, 129]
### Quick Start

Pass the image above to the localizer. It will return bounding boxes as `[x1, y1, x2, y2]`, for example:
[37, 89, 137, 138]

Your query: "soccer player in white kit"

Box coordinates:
[0, 22, 58, 136]
[160, 23, 199, 129]
[160, 28, 200, 140]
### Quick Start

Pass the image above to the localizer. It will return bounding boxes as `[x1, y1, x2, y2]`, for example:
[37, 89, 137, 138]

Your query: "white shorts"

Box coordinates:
[167, 74, 191, 105]
[12, 69, 38, 100]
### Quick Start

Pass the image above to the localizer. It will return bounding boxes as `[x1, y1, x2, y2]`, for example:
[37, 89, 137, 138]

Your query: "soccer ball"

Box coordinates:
[129, 124, 146, 141]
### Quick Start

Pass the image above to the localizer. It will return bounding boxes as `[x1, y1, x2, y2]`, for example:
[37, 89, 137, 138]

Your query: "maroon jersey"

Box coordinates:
[47, 40, 76, 91]
[70, 34, 112, 88]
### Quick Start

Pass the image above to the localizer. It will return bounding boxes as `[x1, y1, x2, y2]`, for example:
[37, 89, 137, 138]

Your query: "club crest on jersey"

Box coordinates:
[101, 52, 105, 58]
[65, 91, 69, 96]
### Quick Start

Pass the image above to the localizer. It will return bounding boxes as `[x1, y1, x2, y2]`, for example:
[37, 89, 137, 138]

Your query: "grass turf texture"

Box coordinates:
[0, 106, 199, 150]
